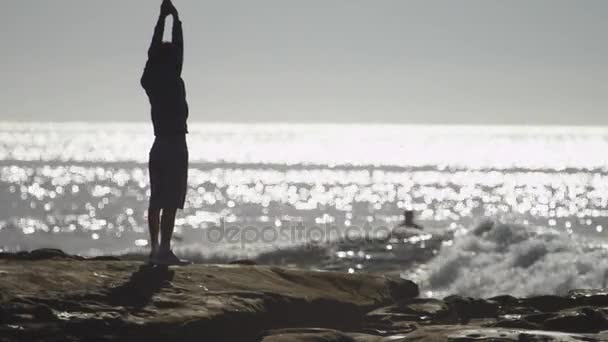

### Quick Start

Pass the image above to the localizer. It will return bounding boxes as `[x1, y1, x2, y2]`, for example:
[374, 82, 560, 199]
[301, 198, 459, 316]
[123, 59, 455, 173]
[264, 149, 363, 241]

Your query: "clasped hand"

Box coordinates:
[161, 0, 178, 17]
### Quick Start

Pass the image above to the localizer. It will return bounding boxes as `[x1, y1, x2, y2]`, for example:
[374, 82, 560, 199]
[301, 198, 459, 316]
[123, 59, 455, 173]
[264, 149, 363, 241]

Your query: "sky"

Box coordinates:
[1, 0, 607, 125]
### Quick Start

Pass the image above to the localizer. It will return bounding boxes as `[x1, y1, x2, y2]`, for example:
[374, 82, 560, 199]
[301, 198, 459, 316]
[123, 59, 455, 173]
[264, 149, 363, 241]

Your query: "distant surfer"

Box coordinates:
[400, 210, 423, 230]
[392, 210, 423, 239]
[141, 0, 189, 265]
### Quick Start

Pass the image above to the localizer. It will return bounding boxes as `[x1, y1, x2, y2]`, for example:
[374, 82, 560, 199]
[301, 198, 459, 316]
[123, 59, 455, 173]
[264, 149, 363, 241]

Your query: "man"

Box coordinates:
[400, 210, 423, 230]
[392, 210, 423, 239]
[141, 0, 189, 265]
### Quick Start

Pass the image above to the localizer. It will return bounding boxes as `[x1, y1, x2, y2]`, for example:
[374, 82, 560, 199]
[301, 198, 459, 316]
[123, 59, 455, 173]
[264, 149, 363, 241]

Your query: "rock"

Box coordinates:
[366, 305, 420, 324]
[568, 289, 608, 297]
[443, 295, 499, 320]
[259, 328, 357, 342]
[493, 308, 608, 336]
[89, 256, 122, 261]
[520, 295, 577, 312]
[260, 329, 387, 342]
[489, 294, 540, 316]
[399, 298, 449, 317]
[0, 299, 55, 322]
[447, 327, 599, 341]
[487, 294, 519, 307]
[392, 324, 604, 341]
[499, 305, 541, 316]
[0, 255, 392, 342]
[520, 312, 557, 324]
[367, 299, 448, 322]
[259, 328, 350, 342]
[365, 299, 448, 334]
[491, 318, 543, 330]
[0, 248, 82, 261]
[568, 289, 608, 307]
[3, 250, 608, 341]
[229, 259, 258, 265]
[542, 307, 608, 333]
[384, 275, 419, 301]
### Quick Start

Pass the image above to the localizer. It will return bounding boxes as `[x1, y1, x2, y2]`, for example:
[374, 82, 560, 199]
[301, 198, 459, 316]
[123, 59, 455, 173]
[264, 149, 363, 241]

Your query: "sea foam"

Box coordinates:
[422, 220, 608, 297]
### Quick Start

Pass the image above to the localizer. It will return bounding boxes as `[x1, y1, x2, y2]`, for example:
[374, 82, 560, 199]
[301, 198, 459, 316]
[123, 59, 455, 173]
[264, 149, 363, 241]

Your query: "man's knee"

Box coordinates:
[148, 207, 161, 218]
[161, 208, 177, 219]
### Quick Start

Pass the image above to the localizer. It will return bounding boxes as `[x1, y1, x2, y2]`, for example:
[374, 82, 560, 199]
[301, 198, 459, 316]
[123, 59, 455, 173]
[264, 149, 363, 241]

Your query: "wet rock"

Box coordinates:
[365, 298, 449, 334]
[568, 289, 608, 307]
[398, 298, 449, 317]
[348, 333, 383, 342]
[88, 256, 122, 261]
[500, 305, 541, 316]
[369, 298, 448, 319]
[444, 295, 499, 320]
[0, 256, 392, 342]
[447, 327, 599, 341]
[568, 289, 608, 297]
[260, 329, 390, 342]
[229, 259, 258, 265]
[491, 318, 543, 331]
[0, 249, 82, 261]
[3, 250, 608, 342]
[542, 307, 608, 333]
[383, 324, 604, 341]
[366, 305, 422, 324]
[0, 299, 55, 323]
[520, 312, 557, 324]
[358, 326, 416, 338]
[384, 275, 419, 302]
[487, 294, 519, 307]
[520, 295, 577, 312]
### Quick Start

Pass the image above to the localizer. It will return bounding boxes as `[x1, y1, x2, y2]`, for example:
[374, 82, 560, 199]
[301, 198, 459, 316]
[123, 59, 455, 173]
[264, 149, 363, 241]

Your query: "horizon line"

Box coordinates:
[2, 120, 608, 130]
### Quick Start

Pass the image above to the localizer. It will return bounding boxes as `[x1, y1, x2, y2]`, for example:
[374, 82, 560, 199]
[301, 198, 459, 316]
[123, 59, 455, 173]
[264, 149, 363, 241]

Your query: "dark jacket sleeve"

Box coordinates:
[148, 15, 166, 59]
[173, 18, 184, 75]
[142, 15, 166, 87]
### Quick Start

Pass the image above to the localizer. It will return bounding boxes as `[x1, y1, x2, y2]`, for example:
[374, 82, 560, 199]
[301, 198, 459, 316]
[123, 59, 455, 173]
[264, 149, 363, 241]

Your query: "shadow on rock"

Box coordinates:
[106, 265, 175, 310]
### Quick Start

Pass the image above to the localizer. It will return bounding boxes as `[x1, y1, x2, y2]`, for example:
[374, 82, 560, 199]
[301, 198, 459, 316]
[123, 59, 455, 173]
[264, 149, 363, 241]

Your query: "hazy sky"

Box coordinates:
[1, 0, 607, 124]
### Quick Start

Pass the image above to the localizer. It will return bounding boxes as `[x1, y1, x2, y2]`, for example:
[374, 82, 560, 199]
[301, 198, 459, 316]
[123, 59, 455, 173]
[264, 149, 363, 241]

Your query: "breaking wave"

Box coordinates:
[423, 220, 608, 298]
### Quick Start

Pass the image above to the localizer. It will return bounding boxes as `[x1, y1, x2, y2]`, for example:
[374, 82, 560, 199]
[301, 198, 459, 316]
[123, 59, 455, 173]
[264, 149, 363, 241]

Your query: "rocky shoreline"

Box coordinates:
[1, 249, 607, 341]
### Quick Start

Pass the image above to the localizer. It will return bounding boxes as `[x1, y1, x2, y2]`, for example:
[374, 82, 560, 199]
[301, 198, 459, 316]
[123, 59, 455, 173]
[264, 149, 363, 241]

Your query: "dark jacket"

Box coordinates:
[141, 15, 188, 136]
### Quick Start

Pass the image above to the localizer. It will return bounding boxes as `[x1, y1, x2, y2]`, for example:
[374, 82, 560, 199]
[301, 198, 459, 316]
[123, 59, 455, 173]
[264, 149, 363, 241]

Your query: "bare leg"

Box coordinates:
[160, 208, 177, 251]
[148, 208, 161, 250]
[156, 208, 188, 265]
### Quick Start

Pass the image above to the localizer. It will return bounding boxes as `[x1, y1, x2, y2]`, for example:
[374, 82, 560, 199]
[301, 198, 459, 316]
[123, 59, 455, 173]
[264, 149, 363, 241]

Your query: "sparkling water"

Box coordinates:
[2, 122, 608, 296]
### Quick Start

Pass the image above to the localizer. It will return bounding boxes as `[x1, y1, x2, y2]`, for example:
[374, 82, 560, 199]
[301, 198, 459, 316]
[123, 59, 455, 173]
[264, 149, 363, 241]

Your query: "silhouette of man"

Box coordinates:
[141, 0, 189, 265]
[392, 210, 423, 239]
[400, 210, 423, 230]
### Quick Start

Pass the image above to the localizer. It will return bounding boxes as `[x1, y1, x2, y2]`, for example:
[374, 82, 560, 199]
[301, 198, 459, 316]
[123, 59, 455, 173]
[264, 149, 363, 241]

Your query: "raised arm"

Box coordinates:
[148, 15, 166, 58]
[148, 0, 175, 58]
[171, 8, 184, 75]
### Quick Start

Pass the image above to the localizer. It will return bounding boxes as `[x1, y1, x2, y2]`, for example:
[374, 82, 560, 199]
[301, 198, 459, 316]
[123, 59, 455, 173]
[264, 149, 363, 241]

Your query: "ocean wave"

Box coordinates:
[422, 219, 608, 298]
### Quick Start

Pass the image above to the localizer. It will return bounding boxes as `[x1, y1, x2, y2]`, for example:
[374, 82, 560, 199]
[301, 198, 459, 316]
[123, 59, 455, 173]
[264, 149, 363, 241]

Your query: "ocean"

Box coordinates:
[1, 122, 608, 297]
